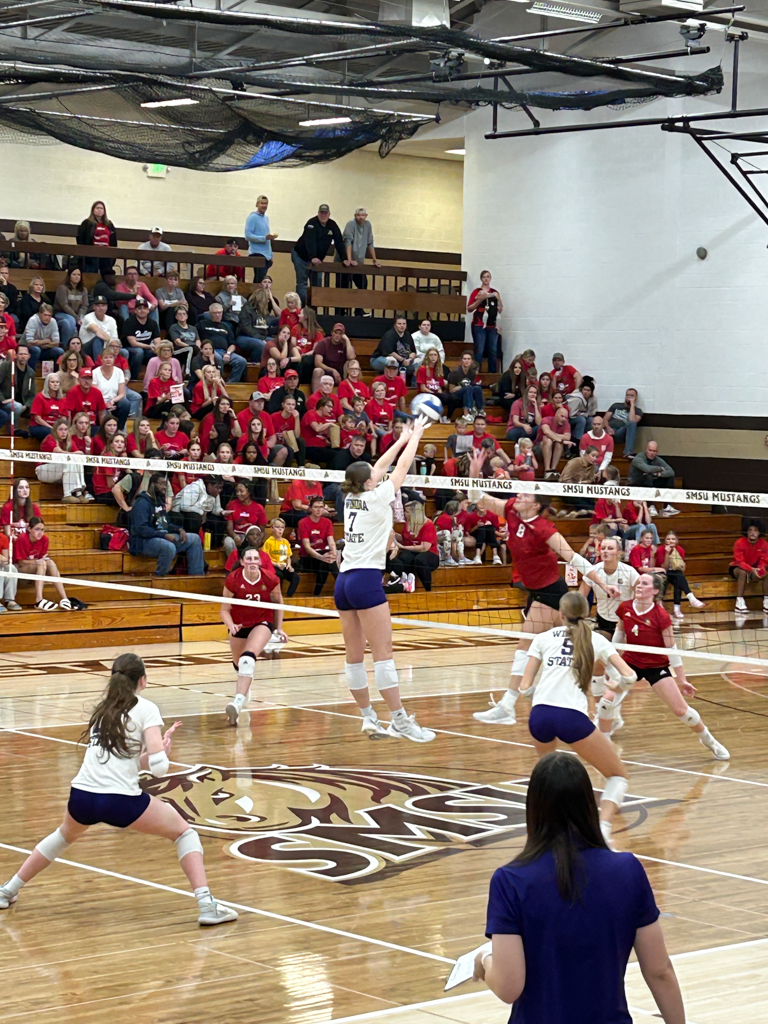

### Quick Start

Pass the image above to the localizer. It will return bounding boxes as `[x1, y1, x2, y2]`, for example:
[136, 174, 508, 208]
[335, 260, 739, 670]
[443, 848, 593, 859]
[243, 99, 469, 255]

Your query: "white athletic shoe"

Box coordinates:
[700, 734, 730, 761]
[492, 553, 503, 565]
[458, 557, 474, 566]
[443, 556, 459, 567]
[473, 553, 483, 565]
[687, 593, 705, 609]
[225, 699, 240, 726]
[386, 714, 436, 743]
[763, 597, 768, 613]
[361, 716, 389, 739]
[198, 899, 239, 926]
[735, 597, 748, 613]
[648, 505, 659, 517]
[473, 691, 517, 725]
[662, 504, 680, 516]
[0, 884, 18, 909]
[672, 605, 685, 620]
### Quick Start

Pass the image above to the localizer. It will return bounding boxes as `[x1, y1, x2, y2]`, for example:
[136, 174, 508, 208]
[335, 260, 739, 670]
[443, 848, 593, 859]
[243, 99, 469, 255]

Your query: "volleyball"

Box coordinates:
[411, 394, 442, 422]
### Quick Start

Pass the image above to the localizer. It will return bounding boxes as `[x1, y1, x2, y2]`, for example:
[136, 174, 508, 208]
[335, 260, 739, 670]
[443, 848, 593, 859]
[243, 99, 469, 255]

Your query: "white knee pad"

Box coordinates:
[345, 662, 368, 691]
[374, 658, 399, 691]
[511, 649, 530, 678]
[175, 828, 204, 861]
[237, 654, 256, 680]
[680, 706, 701, 727]
[597, 696, 618, 721]
[591, 676, 606, 697]
[36, 828, 71, 862]
[147, 751, 170, 778]
[601, 776, 628, 809]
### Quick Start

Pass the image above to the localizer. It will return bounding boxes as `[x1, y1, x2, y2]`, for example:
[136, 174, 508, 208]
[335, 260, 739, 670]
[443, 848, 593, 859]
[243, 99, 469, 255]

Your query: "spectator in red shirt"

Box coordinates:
[291, 306, 324, 384]
[92, 435, 133, 513]
[257, 357, 285, 396]
[280, 478, 324, 528]
[512, 437, 538, 481]
[297, 495, 338, 595]
[366, 381, 394, 441]
[338, 360, 370, 411]
[270, 395, 305, 466]
[535, 407, 574, 479]
[306, 375, 343, 419]
[390, 501, 440, 590]
[65, 368, 107, 431]
[628, 528, 664, 574]
[374, 357, 408, 413]
[278, 292, 302, 333]
[551, 352, 581, 396]
[470, 414, 511, 469]
[416, 348, 447, 401]
[155, 412, 190, 456]
[204, 239, 245, 282]
[0, 314, 15, 357]
[301, 397, 339, 465]
[580, 413, 614, 478]
[13, 517, 80, 611]
[29, 372, 66, 440]
[1, 478, 41, 540]
[260, 324, 298, 374]
[731, 521, 768, 614]
[223, 481, 267, 557]
[312, 323, 355, 392]
[507, 384, 541, 444]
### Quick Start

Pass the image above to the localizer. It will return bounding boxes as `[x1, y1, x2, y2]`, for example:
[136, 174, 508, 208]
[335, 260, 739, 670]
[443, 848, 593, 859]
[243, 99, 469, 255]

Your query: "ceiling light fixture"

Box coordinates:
[299, 116, 352, 126]
[445, 148, 466, 154]
[526, 1, 604, 23]
[141, 97, 199, 108]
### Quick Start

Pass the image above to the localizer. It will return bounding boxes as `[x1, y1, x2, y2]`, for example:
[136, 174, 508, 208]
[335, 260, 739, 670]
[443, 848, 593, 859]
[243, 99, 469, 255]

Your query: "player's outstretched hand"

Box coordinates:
[678, 679, 697, 697]
[163, 720, 181, 753]
[469, 448, 487, 479]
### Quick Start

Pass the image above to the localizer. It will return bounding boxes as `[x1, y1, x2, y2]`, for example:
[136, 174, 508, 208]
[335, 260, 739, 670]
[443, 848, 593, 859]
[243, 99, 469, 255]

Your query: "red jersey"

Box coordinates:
[551, 364, 579, 395]
[503, 503, 560, 589]
[338, 379, 370, 406]
[270, 410, 300, 443]
[65, 385, 107, 426]
[513, 452, 535, 481]
[580, 431, 613, 463]
[298, 515, 333, 553]
[126, 433, 151, 457]
[301, 410, 334, 447]
[306, 391, 343, 419]
[155, 429, 188, 453]
[629, 544, 656, 571]
[402, 520, 438, 556]
[616, 600, 671, 669]
[13, 530, 49, 562]
[279, 308, 301, 332]
[30, 393, 66, 426]
[224, 567, 279, 628]
[435, 513, 453, 531]
[1, 501, 41, 540]
[70, 434, 92, 456]
[373, 373, 407, 404]
[226, 498, 266, 532]
[281, 479, 322, 513]
[237, 409, 274, 441]
[731, 536, 768, 574]
[463, 509, 501, 533]
[291, 325, 324, 356]
[415, 365, 445, 394]
[93, 464, 127, 496]
[147, 376, 174, 404]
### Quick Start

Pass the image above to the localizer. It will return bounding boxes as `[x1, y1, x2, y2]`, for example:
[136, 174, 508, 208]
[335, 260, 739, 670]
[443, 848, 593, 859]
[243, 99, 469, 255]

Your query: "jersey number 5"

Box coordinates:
[560, 639, 573, 657]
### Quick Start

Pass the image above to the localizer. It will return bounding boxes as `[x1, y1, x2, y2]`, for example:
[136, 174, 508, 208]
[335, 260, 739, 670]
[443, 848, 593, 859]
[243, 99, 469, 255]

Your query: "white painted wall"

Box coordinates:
[461, 12, 768, 415]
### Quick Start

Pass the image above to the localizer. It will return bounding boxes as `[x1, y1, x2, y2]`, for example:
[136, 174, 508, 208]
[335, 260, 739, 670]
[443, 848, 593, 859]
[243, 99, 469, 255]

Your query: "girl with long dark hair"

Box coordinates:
[475, 752, 685, 1024]
[76, 200, 117, 274]
[0, 653, 237, 925]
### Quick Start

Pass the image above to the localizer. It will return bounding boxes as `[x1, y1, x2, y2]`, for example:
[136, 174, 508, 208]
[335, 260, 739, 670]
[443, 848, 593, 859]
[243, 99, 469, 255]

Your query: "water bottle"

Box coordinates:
[420, 464, 427, 477]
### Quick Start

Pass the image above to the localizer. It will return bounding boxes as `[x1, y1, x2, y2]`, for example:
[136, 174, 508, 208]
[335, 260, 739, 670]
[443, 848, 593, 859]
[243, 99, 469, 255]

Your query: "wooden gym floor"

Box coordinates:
[2, 627, 768, 1023]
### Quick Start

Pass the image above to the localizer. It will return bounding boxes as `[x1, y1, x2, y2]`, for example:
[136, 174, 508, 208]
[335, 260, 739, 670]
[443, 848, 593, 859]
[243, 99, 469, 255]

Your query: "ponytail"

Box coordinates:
[341, 461, 372, 496]
[558, 591, 594, 693]
[80, 653, 146, 758]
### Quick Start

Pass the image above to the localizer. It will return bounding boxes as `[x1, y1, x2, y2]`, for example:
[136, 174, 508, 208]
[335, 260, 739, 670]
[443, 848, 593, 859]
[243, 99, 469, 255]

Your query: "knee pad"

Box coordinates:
[36, 828, 71, 862]
[345, 662, 368, 691]
[680, 706, 701, 727]
[175, 828, 204, 862]
[597, 696, 618, 721]
[147, 751, 170, 778]
[601, 776, 628, 810]
[237, 654, 255, 680]
[591, 676, 606, 697]
[511, 649, 529, 678]
[374, 658, 399, 691]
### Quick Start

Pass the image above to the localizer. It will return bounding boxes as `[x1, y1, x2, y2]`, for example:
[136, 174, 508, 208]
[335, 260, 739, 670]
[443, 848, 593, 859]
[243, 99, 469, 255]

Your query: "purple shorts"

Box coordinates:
[529, 704, 595, 745]
[335, 568, 387, 611]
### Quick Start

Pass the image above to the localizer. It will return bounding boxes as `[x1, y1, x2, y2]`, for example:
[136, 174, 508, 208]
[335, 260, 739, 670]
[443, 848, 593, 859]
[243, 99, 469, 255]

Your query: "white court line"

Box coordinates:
[636, 853, 768, 888]
[0, 840, 455, 966]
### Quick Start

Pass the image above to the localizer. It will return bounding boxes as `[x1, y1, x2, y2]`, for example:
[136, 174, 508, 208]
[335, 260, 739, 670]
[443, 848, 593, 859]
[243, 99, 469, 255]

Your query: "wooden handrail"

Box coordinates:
[3, 240, 263, 268]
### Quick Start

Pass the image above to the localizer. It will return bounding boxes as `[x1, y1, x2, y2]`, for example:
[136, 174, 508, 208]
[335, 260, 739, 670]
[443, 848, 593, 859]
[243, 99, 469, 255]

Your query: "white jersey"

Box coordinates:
[528, 626, 617, 714]
[583, 561, 640, 623]
[339, 479, 396, 572]
[71, 694, 164, 796]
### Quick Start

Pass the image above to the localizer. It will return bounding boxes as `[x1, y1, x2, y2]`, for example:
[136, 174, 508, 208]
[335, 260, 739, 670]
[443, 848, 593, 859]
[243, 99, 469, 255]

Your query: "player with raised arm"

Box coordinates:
[468, 448, 620, 726]
[0, 653, 237, 926]
[335, 415, 436, 742]
[580, 535, 641, 735]
[601, 574, 730, 759]
[221, 547, 287, 726]
[520, 592, 637, 844]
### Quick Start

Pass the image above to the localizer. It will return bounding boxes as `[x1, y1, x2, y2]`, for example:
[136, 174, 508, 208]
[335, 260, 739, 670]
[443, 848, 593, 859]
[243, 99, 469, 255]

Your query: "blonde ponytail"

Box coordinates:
[559, 591, 594, 693]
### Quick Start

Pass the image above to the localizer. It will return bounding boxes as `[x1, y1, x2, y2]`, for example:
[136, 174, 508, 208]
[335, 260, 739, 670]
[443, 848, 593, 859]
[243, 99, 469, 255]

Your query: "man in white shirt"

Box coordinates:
[172, 476, 226, 539]
[79, 298, 118, 360]
[138, 226, 175, 277]
[92, 348, 141, 427]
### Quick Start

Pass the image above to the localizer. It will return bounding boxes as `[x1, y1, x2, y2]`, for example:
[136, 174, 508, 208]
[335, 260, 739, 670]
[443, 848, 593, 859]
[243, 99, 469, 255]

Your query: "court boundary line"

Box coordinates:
[0, 840, 455, 965]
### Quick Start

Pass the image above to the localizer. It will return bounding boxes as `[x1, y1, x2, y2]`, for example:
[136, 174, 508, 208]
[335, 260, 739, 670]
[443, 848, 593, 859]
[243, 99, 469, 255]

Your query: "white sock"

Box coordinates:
[233, 693, 246, 706]
[502, 689, 519, 707]
[360, 705, 377, 720]
[194, 886, 212, 904]
[3, 874, 25, 896]
[391, 708, 407, 723]
[699, 728, 714, 745]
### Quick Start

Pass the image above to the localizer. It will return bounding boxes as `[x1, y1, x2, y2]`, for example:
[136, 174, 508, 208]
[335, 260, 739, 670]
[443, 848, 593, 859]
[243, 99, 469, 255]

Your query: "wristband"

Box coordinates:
[569, 553, 593, 577]
[667, 648, 683, 668]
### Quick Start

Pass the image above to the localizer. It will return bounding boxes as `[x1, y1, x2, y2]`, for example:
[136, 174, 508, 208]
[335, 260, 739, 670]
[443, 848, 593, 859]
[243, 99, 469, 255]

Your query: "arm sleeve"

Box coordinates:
[485, 868, 522, 938]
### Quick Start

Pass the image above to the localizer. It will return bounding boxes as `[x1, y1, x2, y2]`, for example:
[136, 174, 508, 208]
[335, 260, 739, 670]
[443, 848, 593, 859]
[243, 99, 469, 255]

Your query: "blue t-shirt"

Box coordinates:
[486, 848, 659, 1024]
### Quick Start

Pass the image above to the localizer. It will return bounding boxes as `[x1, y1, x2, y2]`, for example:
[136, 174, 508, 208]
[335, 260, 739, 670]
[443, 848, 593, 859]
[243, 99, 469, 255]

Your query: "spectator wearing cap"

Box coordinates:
[266, 368, 306, 416]
[551, 352, 582, 396]
[244, 195, 278, 284]
[374, 358, 408, 415]
[342, 207, 380, 315]
[311, 322, 355, 392]
[64, 366, 107, 431]
[138, 227, 174, 277]
[115, 265, 158, 322]
[155, 271, 186, 332]
[121, 295, 161, 379]
[197, 303, 246, 383]
[292, 203, 348, 307]
[370, 315, 417, 384]
[205, 238, 247, 282]
[79, 299, 118, 362]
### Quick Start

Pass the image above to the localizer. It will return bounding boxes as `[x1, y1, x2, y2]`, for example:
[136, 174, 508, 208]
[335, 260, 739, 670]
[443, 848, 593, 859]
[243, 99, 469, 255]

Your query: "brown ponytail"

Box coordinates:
[80, 653, 146, 758]
[558, 591, 594, 693]
[341, 461, 372, 495]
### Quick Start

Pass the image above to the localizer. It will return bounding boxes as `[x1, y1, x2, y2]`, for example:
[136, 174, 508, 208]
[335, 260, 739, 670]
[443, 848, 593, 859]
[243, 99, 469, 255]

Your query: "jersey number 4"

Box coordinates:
[631, 624, 639, 635]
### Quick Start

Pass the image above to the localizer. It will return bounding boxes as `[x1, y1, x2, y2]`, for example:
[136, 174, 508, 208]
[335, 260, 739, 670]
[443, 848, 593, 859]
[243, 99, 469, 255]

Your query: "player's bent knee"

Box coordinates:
[36, 828, 71, 862]
[511, 649, 530, 677]
[175, 827, 204, 861]
[345, 662, 368, 691]
[680, 706, 701, 727]
[601, 776, 628, 809]
[597, 696, 617, 721]
[591, 676, 606, 697]
[237, 654, 255, 680]
[374, 658, 399, 691]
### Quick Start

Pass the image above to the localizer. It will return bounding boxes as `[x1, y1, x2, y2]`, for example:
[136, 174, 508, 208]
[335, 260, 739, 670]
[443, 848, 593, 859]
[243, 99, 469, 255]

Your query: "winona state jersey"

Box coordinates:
[503, 502, 560, 589]
[528, 626, 617, 715]
[616, 600, 671, 668]
[225, 568, 278, 629]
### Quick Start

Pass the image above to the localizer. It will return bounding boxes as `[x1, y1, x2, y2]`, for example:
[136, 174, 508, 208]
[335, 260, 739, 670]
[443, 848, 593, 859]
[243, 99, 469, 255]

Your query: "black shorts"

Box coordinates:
[67, 787, 150, 829]
[233, 621, 274, 640]
[524, 577, 569, 614]
[633, 664, 672, 686]
[595, 612, 618, 635]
